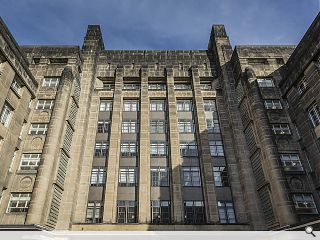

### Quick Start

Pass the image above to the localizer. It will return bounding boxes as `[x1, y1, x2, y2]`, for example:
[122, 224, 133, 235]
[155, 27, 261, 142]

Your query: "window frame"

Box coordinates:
[151, 200, 171, 224]
[308, 103, 320, 127]
[176, 100, 193, 112]
[28, 123, 48, 135]
[90, 167, 107, 186]
[86, 201, 103, 223]
[19, 153, 41, 171]
[150, 100, 166, 111]
[182, 167, 201, 187]
[217, 201, 237, 224]
[257, 78, 274, 88]
[150, 167, 170, 187]
[280, 154, 303, 172]
[0, 102, 13, 127]
[117, 200, 137, 223]
[209, 141, 225, 157]
[123, 100, 139, 112]
[6, 193, 31, 213]
[36, 99, 54, 110]
[271, 124, 291, 135]
[99, 100, 113, 111]
[178, 119, 195, 133]
[184, 201, 205, 224]
[120, 142, 138, 157]
[42, 77, 60, 87]
[213, 166, 229, 187]
[118, 168, 137, 187]
[293, 194, 318, 214]
[264, 100, 283, 110]
[121, 120, 138, 133]
[180, 142, 198, 157]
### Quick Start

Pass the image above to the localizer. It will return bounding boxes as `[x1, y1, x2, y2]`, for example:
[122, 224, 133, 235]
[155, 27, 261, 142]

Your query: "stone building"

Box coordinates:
[0, 13, 319, 231]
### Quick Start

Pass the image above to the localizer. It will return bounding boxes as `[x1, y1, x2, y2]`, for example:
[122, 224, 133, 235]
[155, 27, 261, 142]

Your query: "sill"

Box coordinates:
[10, 88, 21, 99]
[283, 170, 305, 174]
[16, 170, 38, 175]
[5, 212, 27, 215]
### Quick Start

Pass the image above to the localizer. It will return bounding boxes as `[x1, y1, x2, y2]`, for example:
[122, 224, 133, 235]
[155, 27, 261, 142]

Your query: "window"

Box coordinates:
[209, 141, 224, 157]
[151, 200, 171, 224]
[264, 100, 282, 110]
[42, 77, 60, 87]
[9, 151, 17, 172]
[19, 154, 41, 171]
[308, 104, 320, 127]
[203, 100, 216, 112]
[206, 119, 220, 133]
[257, 78, 274, 88]
[28, 124, 48, 135]
[182, 167, 201, 187]
[151, 167, 169, 187]
[7, 193, 31, 213]
[297, 80, 307, 94]
[174, 84, 192, 90]
[123, 100, 139, 111]
[280, 154, 303, 172]
[200, 84, 212, 90]
[11, 78, 22, 94]
[180, 142, 198, 157]
[36, 100, 54, 110]
[218, 201, 236, 223]
[19, 123, 26, 139]
[178, 119, 194, 133]
[122, 121, 138, 133]
[103, 83, 115, 90]
[248, 58, 268, 65]
[86, 201, 103, 223]
[184, 201, 205, 224]
[213, 166, 229, 187]
[148, 84, 166, 91]
[271, 124, 291, 135]
[90, 167, 106, 186]
[120, 142, 138, 157]
[150, 100, 166, 111]
[119, 168, 137, 187]
[94, 141, 108, 157]
[123, 83, 140, 91]
[97, 120, 109, 133]
[99, 100, 112, 111]
[150, 120, 166, 133]
[293, 194, 318, 214]
[117, 201, 137, 223]
[150, 142, 167, 157]
[0, 103, 13, 127]
[176, 100, 193, 111]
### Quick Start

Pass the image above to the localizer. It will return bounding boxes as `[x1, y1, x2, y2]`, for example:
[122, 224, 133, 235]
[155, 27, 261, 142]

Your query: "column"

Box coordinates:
[26, 67, 74, 224]
[103, 66, 123, 223]
[244, 67, 298, 226]
[191, 67, 219, 223]
[166, 67, 183, 223]
[138, 66, 151, 223]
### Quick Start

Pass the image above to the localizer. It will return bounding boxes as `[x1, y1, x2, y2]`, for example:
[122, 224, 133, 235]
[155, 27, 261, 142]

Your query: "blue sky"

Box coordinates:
[1, 0, 319, 50]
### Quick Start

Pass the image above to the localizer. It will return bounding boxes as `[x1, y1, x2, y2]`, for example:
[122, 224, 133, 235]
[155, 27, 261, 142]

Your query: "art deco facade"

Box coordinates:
[0, 13, 319, 231]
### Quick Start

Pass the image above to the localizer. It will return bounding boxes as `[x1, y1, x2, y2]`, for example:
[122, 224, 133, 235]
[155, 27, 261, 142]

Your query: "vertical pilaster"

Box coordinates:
[166, 67, 183, 223]
[26, 67, 74, 225]
[244, 68, 298, 227]
[138, 66, 151, 223]
[191, 67, 219, 223]
[209, 24, 266, 230]
[65, 25, 104, 225]
[103, 67, 123, 223]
